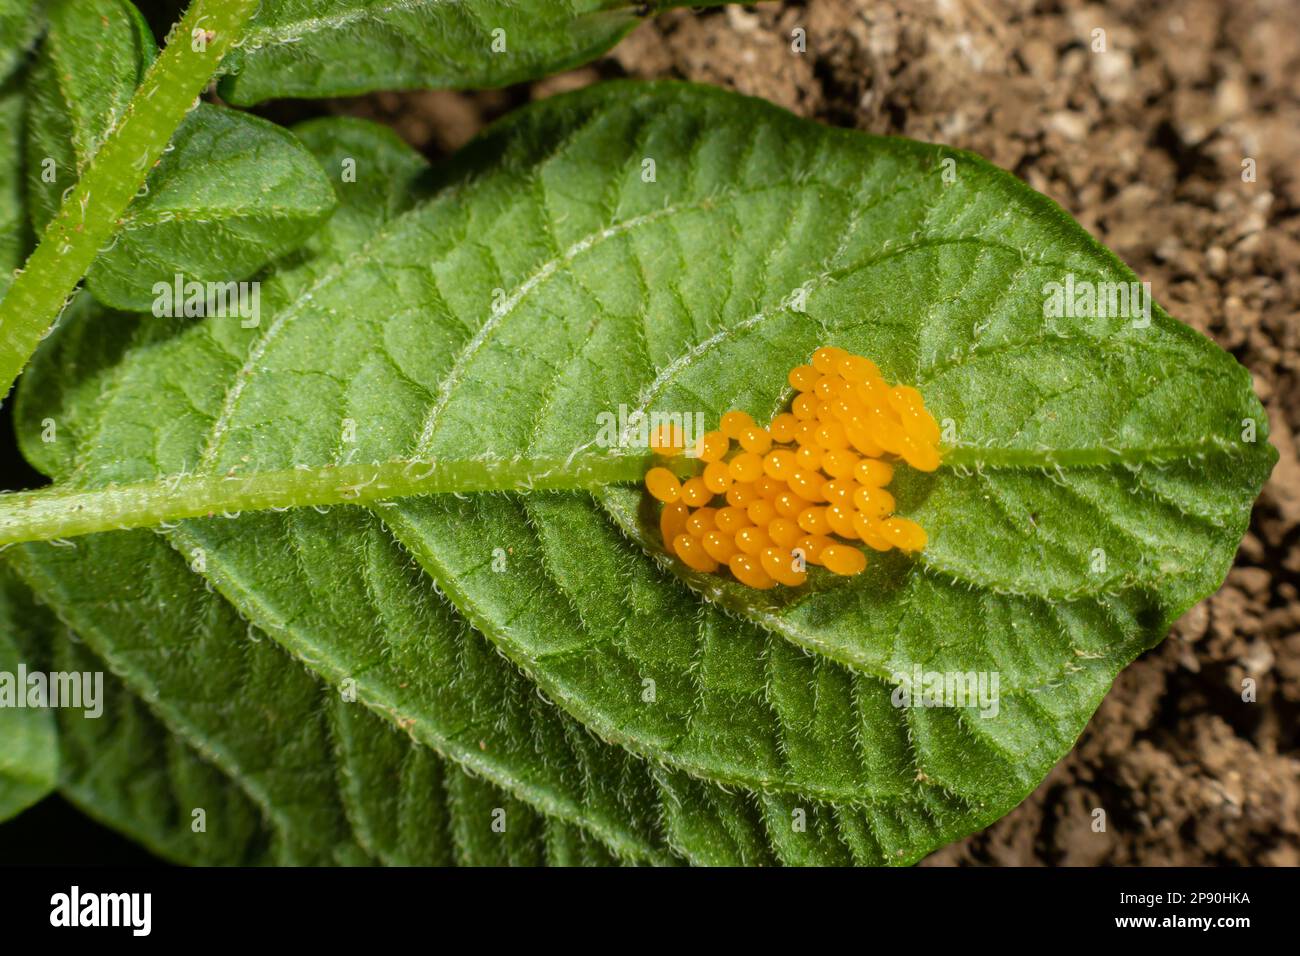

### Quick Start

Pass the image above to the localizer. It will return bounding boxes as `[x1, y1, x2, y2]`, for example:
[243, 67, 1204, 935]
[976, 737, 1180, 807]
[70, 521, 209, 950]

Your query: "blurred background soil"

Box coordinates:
[301, 0, 1300, 865]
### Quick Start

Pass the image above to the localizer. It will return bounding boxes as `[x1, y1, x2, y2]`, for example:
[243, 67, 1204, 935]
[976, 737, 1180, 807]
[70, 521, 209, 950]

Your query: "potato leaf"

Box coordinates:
[25, 0, 337, 311]
[0, 0, 39, 83]
[0, 79, 24, 299]
[219, 0, 733, 105]
[8, 532, 619, 865]
[0, 565, 57, 822]
[50, 637, 279, 866]
[11, 84, 1275, 863]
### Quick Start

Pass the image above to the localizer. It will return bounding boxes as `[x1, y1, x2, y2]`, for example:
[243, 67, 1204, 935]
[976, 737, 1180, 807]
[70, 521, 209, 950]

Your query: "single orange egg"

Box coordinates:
[714, 505, 753, 535]
[673, 533, 719, 572]
[852, 513, 892, 552]
[880, 516, 928, 552]
[811, 345, 847, 374]
[703, 460, 733, 494]
[760, 547, 807, 587]
[769, 413, 799, 443]
[763, 448, 797, 481]
[702, 530, 739, 563]
[794, 533, 833, 565]
[729, 553, 776, 589]
[747, 498, 777, 526]
[854, 458, 894, 487]
[680, 477, 713, 507]
[788, 364, 820, 391]
[821, 544, 867, 576]
[728, 452, 764, 483]
[734, 525, 773, 556]
[660, 502, 689, 553]
[797, 506, 831, 535]
[686, 507, 717, 537]
[738, 426, 772, 455]
[720, 410, 756, 438]
[697, 430, 730, 463]
[852, 485, 896, 519]
[820, 447, 859, 479]
[645, 467, 682, 503]
[766, 517, 802, 548]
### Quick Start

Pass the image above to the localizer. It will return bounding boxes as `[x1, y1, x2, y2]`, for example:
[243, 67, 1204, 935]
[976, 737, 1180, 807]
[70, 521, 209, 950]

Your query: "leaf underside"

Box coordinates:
[8, 82, 1275, 865]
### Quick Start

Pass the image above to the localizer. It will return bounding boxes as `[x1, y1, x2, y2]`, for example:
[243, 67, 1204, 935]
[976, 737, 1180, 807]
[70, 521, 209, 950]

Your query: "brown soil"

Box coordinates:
[320, 0, 1300, 865]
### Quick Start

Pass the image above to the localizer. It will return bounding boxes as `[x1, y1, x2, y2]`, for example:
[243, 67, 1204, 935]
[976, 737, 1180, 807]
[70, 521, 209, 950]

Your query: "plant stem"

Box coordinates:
[0, 454, 674, 546]
[0, 0, 261, 402]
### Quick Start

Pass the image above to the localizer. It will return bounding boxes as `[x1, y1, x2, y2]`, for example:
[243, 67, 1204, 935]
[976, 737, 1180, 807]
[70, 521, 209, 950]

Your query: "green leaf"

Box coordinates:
[0, 564, 57, 822]
[12, 84, 1274, 864]
[0, 78, 26, 298]
[0, 0, 40, 83]
[24, 0, 155, 232]
[218, 0, 732, 105]
[50, 636, 279, 866]
[9, 531, 620, 865]
[24, 0, 337, 311]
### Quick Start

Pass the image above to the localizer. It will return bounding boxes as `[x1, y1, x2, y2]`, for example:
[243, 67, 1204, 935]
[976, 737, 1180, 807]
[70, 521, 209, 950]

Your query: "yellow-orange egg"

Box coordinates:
[795, 443, 823, 470]
[852, 513, 892, 552]
[826, 503, 858, 539]
[680, 477, 712, 507]
[821, 544, 867, 576]
[837, 353, 880, 382]
[660, 502, 689, 553]
[880, 516, 928, 552]
[772, 492, 802, 518]
[734, 525, 773, 556]
[714, 506, 753, 535]
[739, 426, 772, 455]
[820, 447, 859, 479]
[815, 421, 848, 449]
[813, 375, 843, 401]
[845, 423, 885, 458]
[769, 413, 799, 443]
[729, 553, 776, 589]
[767, 517, 802, 548]
[797, 506, 831, 535]
[725, 482, 758, 508]
[697, 430, 730, 463]
[811, 345, 847, 374]
[728, 452, 764, 483]
[747, 498, 777, 526]
[702, 530, 739, 563]
[645, 467, 682, 503]
[673, 534, 719, 572]
[763, 448, 797, 481]
[854, 458, 895, 487]
[898, 436, 942, 473]
[788, 364, 820, 392]
[792, 393, 819, 421]
[788, 468, 827, 503]
[703, 460, 733, 494]
[821, 479, 857, 506]
[852, 485, 896, 518]
[720, 410, 756, 438]
[686, 507, 717, 537]
[794, 533, 833, 565]
[753, 475, 784, 499]
[793, 421, 820, 447]
[760, 547, 807, 587]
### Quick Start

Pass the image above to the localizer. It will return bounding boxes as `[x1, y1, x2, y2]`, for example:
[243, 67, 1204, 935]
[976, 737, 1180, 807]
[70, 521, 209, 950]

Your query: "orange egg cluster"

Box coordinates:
[644, 345, 940, 590]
